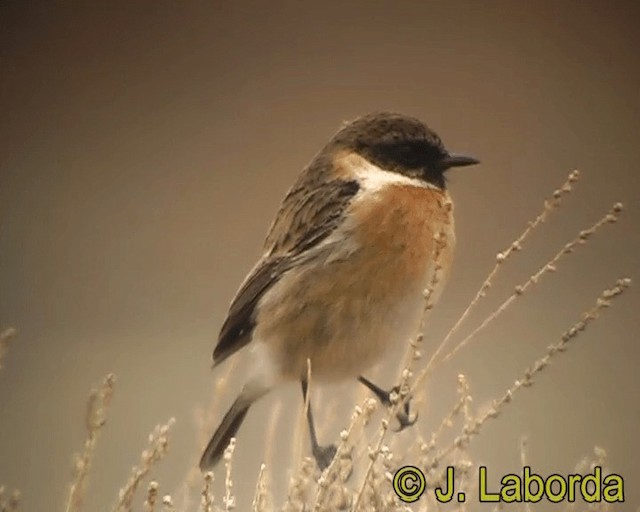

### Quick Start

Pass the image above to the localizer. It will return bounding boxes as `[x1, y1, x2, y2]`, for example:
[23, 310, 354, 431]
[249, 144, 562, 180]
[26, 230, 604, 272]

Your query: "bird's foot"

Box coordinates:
[387, 386, 418, 432]
[314, 444, 354, 483]
[358, 377, 419, 432]
[313, 443, 338, 471]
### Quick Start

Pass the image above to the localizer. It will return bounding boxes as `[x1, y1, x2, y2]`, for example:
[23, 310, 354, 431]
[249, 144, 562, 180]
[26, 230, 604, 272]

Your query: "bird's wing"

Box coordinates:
[212, 162, 360, 366]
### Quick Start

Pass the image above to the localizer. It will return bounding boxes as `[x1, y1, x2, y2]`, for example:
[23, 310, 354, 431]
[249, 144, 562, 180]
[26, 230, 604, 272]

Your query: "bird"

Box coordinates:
[199, 111, 478, 471]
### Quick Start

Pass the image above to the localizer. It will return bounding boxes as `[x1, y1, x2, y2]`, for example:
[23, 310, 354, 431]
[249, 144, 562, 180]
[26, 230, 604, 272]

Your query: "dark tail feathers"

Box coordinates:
[199, 395, 251, 471]
[200, 379, 272, 471]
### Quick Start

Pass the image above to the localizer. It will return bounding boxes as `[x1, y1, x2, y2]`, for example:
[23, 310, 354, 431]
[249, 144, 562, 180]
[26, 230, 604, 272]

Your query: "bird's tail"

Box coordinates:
[199, 381, 269, 471]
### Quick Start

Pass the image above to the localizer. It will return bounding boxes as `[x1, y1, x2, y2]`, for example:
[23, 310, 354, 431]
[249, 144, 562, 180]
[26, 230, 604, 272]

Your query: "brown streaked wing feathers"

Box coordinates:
[213, 256, 288, 366]
[212, 162, 360, 366]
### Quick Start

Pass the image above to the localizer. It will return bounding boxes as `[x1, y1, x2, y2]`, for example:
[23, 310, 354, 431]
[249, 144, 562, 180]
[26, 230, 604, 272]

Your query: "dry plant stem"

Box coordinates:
[421, 376, 475, 506]
[428, 170, 580, 372]
[144, 481, 159, 512]
[442, 202, 623, 365]
[566, 447, 609, 512]
[250, 401, 280, 511]
[283, 457, 315, 512]
[431, 375, 470, 452]
[161, 495, 175, 512]
[425, 277, 631, 473]
[402, 374, 470, 465]
[454, 375, 476, 509]
[347, 355, 411, 506]
[113, 418, 176, 512]
[413, 201, 624, 398]
[200, 472, 214, 512]
[251, 464, 267, 512]
[399, 225, 449, 372]
[352, 222, 450, 512]
[459, 374, 473, 426]
[65, 373, 116, 512]
[223, 438, 236, 511]
[311, 398, 377, 509]
[0, 327, 17, 370]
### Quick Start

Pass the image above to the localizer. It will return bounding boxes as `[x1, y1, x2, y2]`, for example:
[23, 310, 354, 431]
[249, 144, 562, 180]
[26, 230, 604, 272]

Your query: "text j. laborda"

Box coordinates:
[392, 465, 624, 504]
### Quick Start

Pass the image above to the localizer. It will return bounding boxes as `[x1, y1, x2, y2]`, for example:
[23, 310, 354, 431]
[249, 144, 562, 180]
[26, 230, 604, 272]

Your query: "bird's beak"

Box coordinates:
[439, 153, 480, 170]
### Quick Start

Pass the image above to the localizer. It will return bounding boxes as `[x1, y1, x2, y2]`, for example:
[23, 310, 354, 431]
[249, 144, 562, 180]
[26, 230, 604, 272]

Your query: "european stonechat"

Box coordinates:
[200, 112, 478, 471]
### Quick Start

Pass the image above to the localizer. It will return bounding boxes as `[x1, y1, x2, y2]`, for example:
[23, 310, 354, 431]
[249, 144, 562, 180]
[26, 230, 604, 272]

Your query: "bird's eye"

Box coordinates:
[390, 141, 424, 167]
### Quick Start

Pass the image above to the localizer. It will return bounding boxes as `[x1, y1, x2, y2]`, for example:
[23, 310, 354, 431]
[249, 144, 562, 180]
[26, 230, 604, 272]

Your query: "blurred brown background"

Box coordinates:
[1, 1, 639, 509]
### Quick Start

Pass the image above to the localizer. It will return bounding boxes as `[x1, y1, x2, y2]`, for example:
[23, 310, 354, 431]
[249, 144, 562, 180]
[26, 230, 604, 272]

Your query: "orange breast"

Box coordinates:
[254, 182, 456, 381]
[349, 183, 455, 293]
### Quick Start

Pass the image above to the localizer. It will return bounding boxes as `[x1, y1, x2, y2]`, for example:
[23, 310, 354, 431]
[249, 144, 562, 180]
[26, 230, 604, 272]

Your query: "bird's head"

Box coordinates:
[329, 112, 479, 189]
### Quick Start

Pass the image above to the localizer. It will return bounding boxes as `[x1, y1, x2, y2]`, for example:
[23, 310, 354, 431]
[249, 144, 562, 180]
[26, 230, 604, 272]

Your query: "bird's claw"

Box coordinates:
[388, 385, 418, 432]
[358, 377, 419, 432]
[394, 398, 419, 432]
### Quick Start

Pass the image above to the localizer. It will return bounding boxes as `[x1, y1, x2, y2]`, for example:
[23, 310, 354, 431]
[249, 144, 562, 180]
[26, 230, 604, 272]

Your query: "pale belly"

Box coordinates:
[253, 184, 455, 382]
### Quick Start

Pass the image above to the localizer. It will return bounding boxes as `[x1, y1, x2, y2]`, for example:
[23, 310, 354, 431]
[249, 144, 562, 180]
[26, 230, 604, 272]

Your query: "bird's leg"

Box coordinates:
[357, 375, 418, 431]
[301, 379, 337, 470]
